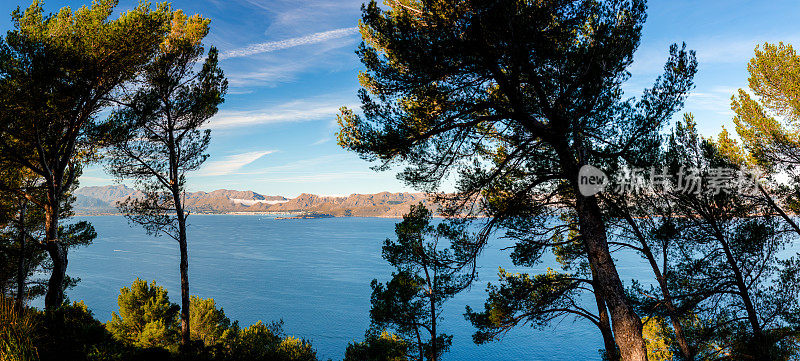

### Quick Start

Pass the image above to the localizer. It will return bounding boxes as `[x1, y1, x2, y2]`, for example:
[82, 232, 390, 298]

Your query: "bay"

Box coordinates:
[50, 215, 653, 360]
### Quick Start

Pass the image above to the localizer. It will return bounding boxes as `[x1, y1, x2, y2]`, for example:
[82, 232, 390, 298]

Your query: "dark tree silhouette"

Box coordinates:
[368, 205, 470, 361]
[0, 165, 96, 312]
[466, 211, 620, 360]
[658, 116, 800, 359]
[338, 1, 696, 359]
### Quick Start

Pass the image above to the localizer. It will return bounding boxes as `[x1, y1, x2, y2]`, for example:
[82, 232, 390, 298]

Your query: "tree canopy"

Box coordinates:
[0, 0, 175, 308]
[338, 1, 696, 359]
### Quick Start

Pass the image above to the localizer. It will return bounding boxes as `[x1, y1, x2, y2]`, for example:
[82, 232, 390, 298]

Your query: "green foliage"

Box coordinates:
[365, 204, 469, 361]
[338, 1, 697, 358]
[466, 267, 587, 344]
[627, 115, 800, 360]
[641, 317, 674, 361]
[0, 296, 38, 361]
[344, 331, 410, 361]
[31, 301, 126, 361]
[106, 279, 180, 349]
[96, 279, 318, 361]
[225, 321, 317, 361]
[189, 295, 232, 347]
[369, 272, 428, 336]
[107, 7, 227, 240]
[0, 0, 176, 308]
[104, 5, 227, 346]
[732, 42, 800, 172]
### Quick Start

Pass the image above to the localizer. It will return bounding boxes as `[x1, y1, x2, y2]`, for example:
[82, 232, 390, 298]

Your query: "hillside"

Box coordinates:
[73, 185, 430, 217]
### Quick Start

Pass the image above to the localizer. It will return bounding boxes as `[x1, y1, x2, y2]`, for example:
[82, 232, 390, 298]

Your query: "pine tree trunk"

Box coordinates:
[644, 249, 693, 360]
[620, 208, 694, 360]
[593, 277, 619, 361]
[576, 195, 648, 361]
[44, 202, 66, 309]
[177, 208, 191, 347]
[715, 229, 763, 338]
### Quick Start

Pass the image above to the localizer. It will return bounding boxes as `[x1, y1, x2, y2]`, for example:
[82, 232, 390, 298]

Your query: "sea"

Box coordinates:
[37, 215, 655, 361]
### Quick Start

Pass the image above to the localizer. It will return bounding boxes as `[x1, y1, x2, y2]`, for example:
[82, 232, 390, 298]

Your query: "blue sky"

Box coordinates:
[1, 0, 799, 197]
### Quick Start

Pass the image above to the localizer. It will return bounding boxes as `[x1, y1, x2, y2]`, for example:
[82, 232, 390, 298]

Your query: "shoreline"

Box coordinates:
[71, 212, 411, 219]
[69, 212, 454, 219]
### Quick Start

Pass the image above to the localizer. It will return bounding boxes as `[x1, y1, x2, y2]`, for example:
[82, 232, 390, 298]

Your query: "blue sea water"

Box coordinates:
[54, 215, 653, 361]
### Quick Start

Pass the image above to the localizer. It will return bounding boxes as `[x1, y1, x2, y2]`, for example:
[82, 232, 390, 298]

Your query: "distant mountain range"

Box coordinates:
[73, 185, 431, 217]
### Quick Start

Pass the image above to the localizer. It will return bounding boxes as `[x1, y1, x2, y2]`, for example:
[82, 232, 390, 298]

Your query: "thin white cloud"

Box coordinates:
[210, 97, 355, 129]
[230, 198, 288, 205]
[201, 150, 276, 176]
[311, 137, 331, 145]
[232, 155, 349, 176]
[226, 62, 306, 88]
[221, 27, 358, 60]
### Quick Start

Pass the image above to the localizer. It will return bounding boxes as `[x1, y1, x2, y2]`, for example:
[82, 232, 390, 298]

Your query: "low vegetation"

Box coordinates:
[0, 280, 319, 361]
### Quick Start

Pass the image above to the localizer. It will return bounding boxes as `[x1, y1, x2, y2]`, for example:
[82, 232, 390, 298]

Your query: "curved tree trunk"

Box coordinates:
[644, 249, 693, 360]
[714, 229, 764, 348]
[595, 291, 620, 361]
[577, 195, 648, 361]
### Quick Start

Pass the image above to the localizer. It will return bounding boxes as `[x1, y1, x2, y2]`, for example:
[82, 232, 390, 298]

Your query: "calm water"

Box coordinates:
[51, 215, 652, 360]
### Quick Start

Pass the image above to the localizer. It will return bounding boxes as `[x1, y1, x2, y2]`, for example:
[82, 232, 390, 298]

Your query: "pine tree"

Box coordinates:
[337, 1, 696, 358]
[0, 0, 173, 308]
[368, 205, 470, 361]
[106, 9, 227, 347]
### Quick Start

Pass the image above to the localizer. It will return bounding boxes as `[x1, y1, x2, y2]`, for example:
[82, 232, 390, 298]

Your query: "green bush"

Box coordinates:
[29, 300, 140, 361]
[99, 279, 319, 361]
[190, 295, 232, 348]
[3, 279, 322, 361]
[224, 321, 317, 361]
[106, 278, 180, 349]
[0, 297, 38, 361]
[344, 331, 410, 361]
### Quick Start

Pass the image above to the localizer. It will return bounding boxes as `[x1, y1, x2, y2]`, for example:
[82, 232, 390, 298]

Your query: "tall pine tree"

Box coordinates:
[337, 1, 696, 358]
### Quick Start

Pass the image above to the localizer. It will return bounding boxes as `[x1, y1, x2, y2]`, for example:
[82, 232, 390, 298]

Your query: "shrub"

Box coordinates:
[641, 317, 674, 361]
[344, 331, 409, 361]
[29, 300, 137, 361]
[190, 296, 232, 347]
[106, 279, 180, 349]
[225, 321, 317, 361]
[19, 279, 321, 361]
[0, 297, 38, 361]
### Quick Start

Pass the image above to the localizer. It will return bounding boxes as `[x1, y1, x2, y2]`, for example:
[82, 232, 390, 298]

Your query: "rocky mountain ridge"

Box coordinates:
[73, 185, 430, 217]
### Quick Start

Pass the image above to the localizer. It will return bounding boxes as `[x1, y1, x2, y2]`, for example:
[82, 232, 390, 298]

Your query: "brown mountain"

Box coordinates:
[73, 185, 428, 217]
[268, 192, 430, 217]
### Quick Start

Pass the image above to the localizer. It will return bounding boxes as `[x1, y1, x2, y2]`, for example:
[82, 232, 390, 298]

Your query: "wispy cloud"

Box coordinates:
[233, 154, 349, 176]
[311, 137, 331, 146]
[201, 150, 276, 176]
[210, 97, 355, 129]
[221, 27, 358, 60]
[226, 62, 306, 88]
